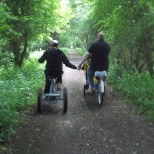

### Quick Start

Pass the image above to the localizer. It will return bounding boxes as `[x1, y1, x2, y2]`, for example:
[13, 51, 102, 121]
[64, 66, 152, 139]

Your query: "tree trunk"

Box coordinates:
[11, 31, 28, 67]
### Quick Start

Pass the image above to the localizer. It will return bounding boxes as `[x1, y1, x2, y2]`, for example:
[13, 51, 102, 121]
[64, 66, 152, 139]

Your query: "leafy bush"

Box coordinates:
[0, 58, 44, 142]
[108, 63, 154, 121]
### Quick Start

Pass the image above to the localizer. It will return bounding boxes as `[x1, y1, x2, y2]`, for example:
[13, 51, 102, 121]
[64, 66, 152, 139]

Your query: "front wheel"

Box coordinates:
[37, 88, 43, 113]
[63, 87, 68, 113]
[83, 83, 89, 95]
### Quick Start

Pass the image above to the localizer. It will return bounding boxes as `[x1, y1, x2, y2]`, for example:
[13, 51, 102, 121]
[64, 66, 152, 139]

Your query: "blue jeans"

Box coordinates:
[87, 67, 95, 89]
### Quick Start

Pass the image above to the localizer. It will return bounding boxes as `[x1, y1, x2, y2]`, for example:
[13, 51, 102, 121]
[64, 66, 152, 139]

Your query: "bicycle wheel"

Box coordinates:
[98, 91, 103, 105]
[97, 81, 104, 105]
[63, 87, 68, 113]
[83, 83, 89, 95]
[104, 86, 106, 96]
[83, 85, 86, 95]
[37, 88, 43, 113]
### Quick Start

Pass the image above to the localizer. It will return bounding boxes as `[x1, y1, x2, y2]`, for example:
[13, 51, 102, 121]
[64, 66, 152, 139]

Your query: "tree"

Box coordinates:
[87, 0, 154, 76]
[0, 0, 60, 67]
[63, 0, 97, 50]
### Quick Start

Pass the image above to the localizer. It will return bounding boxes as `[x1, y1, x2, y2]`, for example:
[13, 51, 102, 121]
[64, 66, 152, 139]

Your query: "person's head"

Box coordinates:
[49, 40, 59, 47]
[97, 31, 105, 40]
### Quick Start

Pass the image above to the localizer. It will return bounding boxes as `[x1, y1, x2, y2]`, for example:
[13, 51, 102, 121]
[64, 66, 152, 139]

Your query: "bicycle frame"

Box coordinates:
[37, 77, 68, 113]
[44, 77, 61, 103]
[49, 78, 56, 93]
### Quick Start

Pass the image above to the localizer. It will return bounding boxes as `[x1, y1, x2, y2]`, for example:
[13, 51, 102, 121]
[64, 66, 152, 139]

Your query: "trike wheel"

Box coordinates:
[63, 87, 67, 113]
[83, 84, 89, 95]
[83, 85, 86, 95]
[37, 88, 43, 113]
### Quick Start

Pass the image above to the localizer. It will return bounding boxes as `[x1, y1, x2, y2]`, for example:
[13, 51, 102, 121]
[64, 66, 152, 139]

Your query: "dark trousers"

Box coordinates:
[44, 69, 62, 93]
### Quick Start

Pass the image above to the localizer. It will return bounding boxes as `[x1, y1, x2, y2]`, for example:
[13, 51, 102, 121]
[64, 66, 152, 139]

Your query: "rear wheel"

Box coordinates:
[63, 87, 68, 113]
[104, 86, 106, 96]
[83, 85, 86, 95]
[37, 88, 43, 113]
[97, 81, 104, 105]
[98, 92, 104, 105]
[83, 84, 89, 95]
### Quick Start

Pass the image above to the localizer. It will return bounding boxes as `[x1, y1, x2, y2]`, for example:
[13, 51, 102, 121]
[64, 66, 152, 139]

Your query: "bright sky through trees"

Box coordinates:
[60, 0, 69, 5]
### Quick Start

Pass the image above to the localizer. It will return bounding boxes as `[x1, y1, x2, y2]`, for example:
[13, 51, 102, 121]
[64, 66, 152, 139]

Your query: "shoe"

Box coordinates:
[57, 83, 62, 90]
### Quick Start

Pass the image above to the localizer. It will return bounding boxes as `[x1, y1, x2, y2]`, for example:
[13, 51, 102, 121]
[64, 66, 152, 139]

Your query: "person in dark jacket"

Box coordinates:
[38, 40, 77, 93]
[78, 31, 111, 93]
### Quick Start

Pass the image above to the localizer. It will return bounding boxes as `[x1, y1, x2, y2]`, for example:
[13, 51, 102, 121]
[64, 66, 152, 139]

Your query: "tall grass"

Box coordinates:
[108, 63, 154, 121]
[0, 58, 44, 144]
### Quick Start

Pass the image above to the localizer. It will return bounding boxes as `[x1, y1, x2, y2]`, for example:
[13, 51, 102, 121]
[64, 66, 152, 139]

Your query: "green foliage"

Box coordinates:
[0, 58, 44, 142]
[83, 0, 154, 120]
[62, 1, 97, 50]
[0, 2, 12, 47]
[0, 0, 74, 67]
[75, 48, 85, 56]
[108, 63, 154, 120]
[87, 0, 154, 76]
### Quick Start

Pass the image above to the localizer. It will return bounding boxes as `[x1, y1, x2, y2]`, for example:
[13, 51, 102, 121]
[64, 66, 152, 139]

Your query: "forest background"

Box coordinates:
[0, 0, 154, 147]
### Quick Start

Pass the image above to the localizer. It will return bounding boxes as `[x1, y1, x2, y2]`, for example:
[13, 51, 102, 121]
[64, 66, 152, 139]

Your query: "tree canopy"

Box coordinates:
[0, 0, 154, 75]
[0, 0, 72, 67]
[86, 0, 154, 76]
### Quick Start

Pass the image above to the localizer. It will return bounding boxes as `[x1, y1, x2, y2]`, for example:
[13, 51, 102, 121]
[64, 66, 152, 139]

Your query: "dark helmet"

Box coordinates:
[50, 40, 58, 47]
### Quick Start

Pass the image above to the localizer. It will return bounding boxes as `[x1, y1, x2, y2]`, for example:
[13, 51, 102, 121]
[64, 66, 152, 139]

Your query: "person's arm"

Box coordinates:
[78, 51, 91, 70]
[38, 51, 47, 63]
[62, 53, 77, 69]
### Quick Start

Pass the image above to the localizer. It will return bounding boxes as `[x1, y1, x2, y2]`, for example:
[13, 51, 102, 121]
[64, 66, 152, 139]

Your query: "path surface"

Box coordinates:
[3, 50, 154, 154]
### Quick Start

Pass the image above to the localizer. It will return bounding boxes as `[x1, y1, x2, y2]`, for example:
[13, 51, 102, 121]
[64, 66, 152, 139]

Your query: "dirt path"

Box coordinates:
[2, 50, 154, 154]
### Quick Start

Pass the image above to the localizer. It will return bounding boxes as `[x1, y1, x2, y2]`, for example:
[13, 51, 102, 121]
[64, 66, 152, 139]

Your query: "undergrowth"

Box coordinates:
[0, 58, 44, 145]
[108, 63, 154, 121]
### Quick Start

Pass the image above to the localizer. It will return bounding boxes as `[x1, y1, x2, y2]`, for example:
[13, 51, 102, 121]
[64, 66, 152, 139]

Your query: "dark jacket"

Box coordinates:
[88, 39, 110, 71]
[38, 48, 77, 72]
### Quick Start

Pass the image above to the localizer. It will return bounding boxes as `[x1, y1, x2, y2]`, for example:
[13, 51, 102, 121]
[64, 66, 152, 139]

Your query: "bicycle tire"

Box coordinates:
[97, 81, 104, 105]
[83, 85, 86, 95]
[104, 86, 106, 96]
[63, 87, 68, 113]
[37, 88, 43, 113]
[98, 91, 103, 105]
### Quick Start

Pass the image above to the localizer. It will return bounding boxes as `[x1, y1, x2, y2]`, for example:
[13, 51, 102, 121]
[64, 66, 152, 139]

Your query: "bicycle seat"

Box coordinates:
[95, 71, 107, 77]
